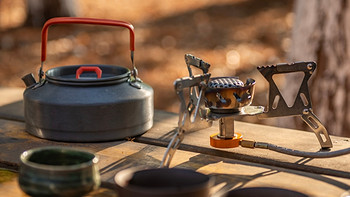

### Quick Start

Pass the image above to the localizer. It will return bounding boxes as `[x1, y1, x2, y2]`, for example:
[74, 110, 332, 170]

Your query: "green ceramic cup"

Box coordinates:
[18, 146, 100, 197]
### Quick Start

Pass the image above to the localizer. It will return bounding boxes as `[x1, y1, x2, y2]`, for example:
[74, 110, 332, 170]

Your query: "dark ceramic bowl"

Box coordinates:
[18, 146, 100, 197]
[114, 167, 212, 197]
[224, 187, 308, 197]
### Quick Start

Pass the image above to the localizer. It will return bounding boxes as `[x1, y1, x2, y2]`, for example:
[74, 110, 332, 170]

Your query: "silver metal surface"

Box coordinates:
[174, 74, 212, 132]
[160, 128, 185, 168]
[301, 108, 332, 148]
[161, 73, 212, 167]
[161, 54, 266, 167]
[207, 106, 265, 120]
[216, 92, 227, 105]
[163, 56, 335, 166]
[185, 54, 210, 76]
[257, 62, 314, 117]
[128, 51, 142, 89]
[39, 61, 44, 82]
[257, 62, 332, 148]
[205, 77, 256, 111]
[208, 77, 244, 89]
[161, 55, 212, 167]
[218, 117, 235, 139]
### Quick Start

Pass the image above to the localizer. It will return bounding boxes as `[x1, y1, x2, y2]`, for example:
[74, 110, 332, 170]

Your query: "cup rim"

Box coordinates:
[20, 146, 98, 171]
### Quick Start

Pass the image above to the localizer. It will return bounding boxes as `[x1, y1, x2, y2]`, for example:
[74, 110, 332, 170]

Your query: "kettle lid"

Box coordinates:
[45, 64, 130, 86]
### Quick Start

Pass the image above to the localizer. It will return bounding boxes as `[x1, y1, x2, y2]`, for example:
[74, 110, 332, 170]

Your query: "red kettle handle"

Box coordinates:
[41, 17, 135, 62]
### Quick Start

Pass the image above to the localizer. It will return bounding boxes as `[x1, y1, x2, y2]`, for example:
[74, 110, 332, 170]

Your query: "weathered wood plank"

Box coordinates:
[138, 111, 350, 178]
[94, 142, 350, 197]
[0, 119, 350, 197]
[1, 88, 350, 179]
[0, 119, 126, 169]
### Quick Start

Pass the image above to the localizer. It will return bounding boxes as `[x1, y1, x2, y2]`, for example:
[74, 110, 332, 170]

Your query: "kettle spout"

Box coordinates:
[22, 73, 37, 88]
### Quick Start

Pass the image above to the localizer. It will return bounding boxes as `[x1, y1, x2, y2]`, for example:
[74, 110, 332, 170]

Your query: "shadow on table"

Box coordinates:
[98, 144, 350, 196]
[0, 100, 24, 122]
[175, 154, 350, 196]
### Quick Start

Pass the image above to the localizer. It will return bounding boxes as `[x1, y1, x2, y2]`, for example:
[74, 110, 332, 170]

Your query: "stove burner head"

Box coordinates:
[205, 77, 256, 113]
[208, 77, 244, 89]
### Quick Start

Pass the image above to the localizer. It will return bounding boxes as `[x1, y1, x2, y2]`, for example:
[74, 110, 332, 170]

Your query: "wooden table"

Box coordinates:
[1, 87, 350, 196]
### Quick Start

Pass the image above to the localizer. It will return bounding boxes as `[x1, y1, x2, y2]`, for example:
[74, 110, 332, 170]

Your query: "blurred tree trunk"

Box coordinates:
[285, 0, 350, 136]
[25, 0, 77, 27]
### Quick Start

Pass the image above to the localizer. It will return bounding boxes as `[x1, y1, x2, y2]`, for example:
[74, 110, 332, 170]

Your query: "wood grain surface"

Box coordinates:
[1, 87, 350, 197]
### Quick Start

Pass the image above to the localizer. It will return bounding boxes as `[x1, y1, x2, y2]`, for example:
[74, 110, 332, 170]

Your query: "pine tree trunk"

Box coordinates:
[25, 0, 77, 27]
[285, 0, 350, 136]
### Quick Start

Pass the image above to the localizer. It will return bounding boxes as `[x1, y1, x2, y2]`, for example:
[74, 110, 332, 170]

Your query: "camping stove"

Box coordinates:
[160, 54, 333, 167]
[205, 76, 264, 148]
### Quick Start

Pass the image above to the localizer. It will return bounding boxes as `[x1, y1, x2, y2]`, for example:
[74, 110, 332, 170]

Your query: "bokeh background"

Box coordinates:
[0, 0, 294, 126]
